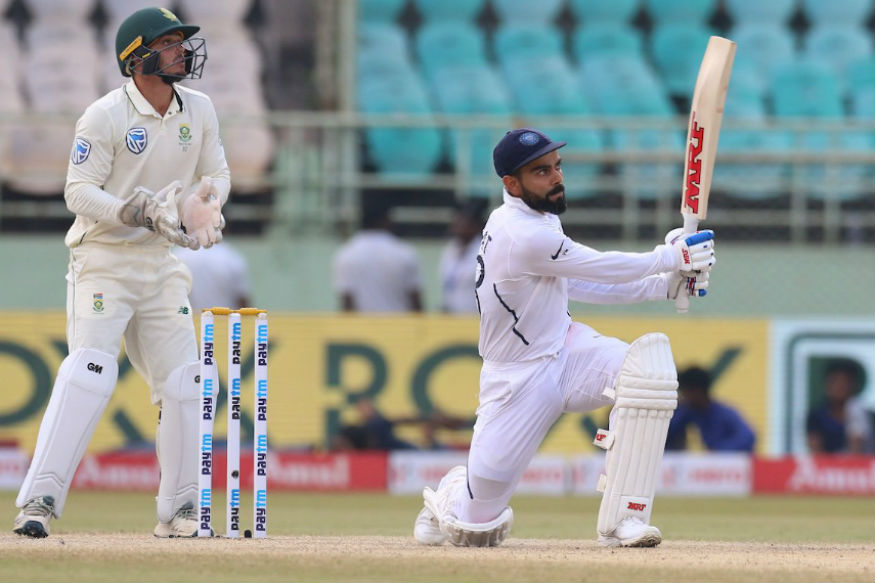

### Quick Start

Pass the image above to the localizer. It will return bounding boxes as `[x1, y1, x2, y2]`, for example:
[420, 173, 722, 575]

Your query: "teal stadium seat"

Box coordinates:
[846, 55, 875, 93]
[502, 56, 590, 115]
[771, 60, 871, 200]
[847, 55, 875, 123]
[580, 55, 672, 116]
[717, 77, 792, 199]
[412, 0, 483, 22]
[801, 0, 873, 26]
[429, 64, 513, 196]
[501, 56, 604, 197]
[416, 22, 488, 81]
[650, 24, 714, 96]
[356, 57, 443, 178]
[580, 56, 683, 200]
[771, 60, 844, 118]
[568, 0, 638, 23]
[357, 22, 410, 64]
[357, 0, 406, 23]
[730, 23, 796, 85]
[804, 26, 874, 93]
[573, 23, 643, 65]
[644, 0, 714, 25]
[723, 0, 796, 24]
[493, 24, 564, 62]
[492, 0, 564, 24]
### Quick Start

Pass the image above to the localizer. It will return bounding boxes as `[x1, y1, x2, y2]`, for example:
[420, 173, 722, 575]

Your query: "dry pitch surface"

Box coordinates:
[2, 533, 872, 582]
[1, 492, 872, 582]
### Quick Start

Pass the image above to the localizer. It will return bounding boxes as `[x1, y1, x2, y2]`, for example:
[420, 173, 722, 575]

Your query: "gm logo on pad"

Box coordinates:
[126, 127, 148, 154]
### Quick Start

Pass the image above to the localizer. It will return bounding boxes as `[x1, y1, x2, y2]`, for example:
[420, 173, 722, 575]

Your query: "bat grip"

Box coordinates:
[674, 216, 700, 314]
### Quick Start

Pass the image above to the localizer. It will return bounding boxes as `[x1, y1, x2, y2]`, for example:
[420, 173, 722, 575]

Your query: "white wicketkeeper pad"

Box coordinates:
[594, 333, 678, 536]
[156, 362, 201, 523]
[16, 348, 117, 516]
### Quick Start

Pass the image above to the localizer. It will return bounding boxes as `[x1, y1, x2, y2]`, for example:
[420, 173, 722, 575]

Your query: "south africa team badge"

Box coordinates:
[92, 293, 104, 313]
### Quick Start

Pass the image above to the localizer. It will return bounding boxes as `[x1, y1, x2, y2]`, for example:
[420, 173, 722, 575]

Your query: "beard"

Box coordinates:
[520, 183, 567, 215]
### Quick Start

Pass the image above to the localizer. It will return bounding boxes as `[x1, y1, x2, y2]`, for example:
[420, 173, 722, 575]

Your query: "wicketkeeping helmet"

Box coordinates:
[115, 7, 207, 80]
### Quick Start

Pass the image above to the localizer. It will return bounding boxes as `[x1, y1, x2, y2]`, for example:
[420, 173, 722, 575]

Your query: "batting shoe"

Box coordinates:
[154, 501, 212, 538]
[414, 466, 466, 545]
[413, 507, 447, 545]
[598, 517, 662, 548]
[13, 495, 55, 538]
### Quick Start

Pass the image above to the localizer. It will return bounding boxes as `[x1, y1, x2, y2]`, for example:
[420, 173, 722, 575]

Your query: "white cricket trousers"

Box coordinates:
[67, 242, 198, 404]
[456, 322, 628, 523]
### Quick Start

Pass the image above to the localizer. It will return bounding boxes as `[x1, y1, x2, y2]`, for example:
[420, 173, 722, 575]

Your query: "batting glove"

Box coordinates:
[664, 269, 710, 300]
[666, 228, 716, 272]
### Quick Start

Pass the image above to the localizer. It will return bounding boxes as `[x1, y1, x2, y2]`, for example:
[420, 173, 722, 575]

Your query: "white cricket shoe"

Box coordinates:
[598, 517, 662, 548]
[413, 507, 447, 545]
[413, 465, 467, 545]
[154, 501, 211, 538]
[13, 496, 55, 538]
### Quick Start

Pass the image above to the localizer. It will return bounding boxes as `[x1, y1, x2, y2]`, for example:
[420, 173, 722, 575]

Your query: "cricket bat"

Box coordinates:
[676, 35, 736, 313]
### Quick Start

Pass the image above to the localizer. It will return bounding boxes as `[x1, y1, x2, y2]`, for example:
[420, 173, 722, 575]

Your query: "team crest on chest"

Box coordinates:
[126, 127, 148, 154]
[178, 123, 191, 143]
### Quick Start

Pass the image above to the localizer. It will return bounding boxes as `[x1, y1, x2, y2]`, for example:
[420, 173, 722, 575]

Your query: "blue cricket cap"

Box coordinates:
[492, 128, 567, 177]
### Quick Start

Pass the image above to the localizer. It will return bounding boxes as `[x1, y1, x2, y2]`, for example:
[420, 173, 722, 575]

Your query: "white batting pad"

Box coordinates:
[595, 333, 678, 536]
[156, 362, 201, 523]
[16, 348, 117, 516]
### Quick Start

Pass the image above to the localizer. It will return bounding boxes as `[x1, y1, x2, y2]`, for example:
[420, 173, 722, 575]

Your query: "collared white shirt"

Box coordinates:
[476, 190, 678, 363]
[173, 243, 251, 312]
[333, 230, 423, 312]
[64, 79, 230, 248]
[439, 236, 480, 313]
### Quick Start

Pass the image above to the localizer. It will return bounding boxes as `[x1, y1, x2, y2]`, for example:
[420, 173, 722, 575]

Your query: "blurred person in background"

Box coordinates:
[333, 198, 423, 312]
[173, 238, 252, 311]
[439, 199, 488, 314]
[665, 366, 756, 452]
[329, 398, 469, 451]
[13, 7, 227, 539]
[413, 128, 716, 549]
[807, 358, 868, 453]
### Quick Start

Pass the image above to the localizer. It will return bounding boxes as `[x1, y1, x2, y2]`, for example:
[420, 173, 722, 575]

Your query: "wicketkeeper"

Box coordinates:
[13, 7, 228, 538]
[414, 128, 716, 548]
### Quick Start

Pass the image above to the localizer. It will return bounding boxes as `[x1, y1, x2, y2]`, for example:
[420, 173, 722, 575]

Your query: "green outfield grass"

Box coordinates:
[1, 491, 873, 582]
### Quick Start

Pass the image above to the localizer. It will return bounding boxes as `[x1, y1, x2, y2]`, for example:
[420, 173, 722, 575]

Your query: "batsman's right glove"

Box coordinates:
[665, 228, 716, 272]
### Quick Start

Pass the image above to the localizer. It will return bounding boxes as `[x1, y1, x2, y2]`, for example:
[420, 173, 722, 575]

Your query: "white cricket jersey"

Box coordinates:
[64, 80, 230, 248]
[476, 190, 678, 363]
[333, 230, 423, 312]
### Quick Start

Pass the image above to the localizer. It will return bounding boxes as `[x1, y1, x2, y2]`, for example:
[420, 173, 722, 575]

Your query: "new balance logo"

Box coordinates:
[627, 502, 647, 512]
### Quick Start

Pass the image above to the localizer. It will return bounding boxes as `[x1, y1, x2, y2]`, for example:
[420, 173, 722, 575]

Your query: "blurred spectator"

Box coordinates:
[666, 366, 756, 452]
[807, 358, 868, 454]
[174, 239, 252, 312]
[333, 199, 423, 312]
[439, 199, 487, 314]
[330, 398, 470, 451]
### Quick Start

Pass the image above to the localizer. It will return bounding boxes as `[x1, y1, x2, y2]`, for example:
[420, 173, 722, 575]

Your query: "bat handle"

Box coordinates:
[674, 216, 700, 314]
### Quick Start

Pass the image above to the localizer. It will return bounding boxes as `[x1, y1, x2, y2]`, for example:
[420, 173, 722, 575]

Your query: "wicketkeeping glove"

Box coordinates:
[665, 228, 716, 272]
[181, 177, 224, 249]
[119, 181, 199, 249]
